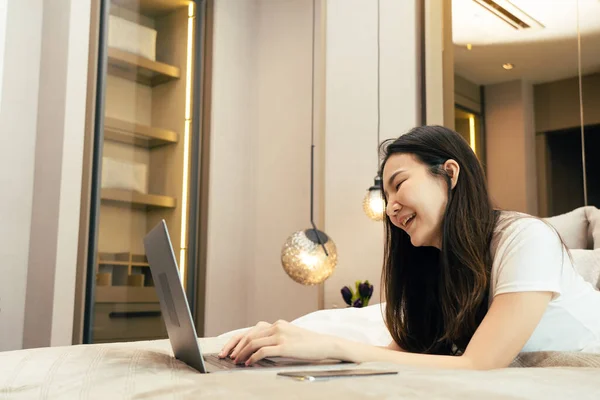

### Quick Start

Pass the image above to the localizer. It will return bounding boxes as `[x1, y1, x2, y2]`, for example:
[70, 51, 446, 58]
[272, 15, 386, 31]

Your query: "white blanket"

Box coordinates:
[1, 337, 600, 399]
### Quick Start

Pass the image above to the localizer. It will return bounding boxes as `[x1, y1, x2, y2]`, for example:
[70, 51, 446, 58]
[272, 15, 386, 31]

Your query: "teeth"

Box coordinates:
[402, 213, 416, 227]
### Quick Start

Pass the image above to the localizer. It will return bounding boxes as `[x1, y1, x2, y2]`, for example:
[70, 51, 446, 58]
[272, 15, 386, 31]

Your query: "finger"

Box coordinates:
[234, 335, 279, 364]
[246, 345, 283, 366]
[230, 325, 273, 359]
[220, 322, 271, 358]
[219, 333, 245, 358]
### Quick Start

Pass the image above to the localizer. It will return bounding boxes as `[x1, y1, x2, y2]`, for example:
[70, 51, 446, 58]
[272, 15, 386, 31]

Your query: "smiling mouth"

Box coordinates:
[400, 213, 416, 229]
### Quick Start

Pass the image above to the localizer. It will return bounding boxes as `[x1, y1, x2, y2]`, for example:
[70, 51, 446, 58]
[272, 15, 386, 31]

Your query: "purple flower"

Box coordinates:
[353, 298, 363, 308]
[358, 281, 373, 299]
[341, 286, 352, 306]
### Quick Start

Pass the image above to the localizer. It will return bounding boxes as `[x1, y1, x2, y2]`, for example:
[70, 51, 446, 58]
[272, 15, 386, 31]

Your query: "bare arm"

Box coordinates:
[328, 291, 552, 370]
[382, 340, 404, 352]
[223, 291, 551, 369]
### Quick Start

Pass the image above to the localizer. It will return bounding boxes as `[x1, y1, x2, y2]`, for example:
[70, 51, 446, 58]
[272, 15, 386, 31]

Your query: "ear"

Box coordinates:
[442, 159, 460, 189]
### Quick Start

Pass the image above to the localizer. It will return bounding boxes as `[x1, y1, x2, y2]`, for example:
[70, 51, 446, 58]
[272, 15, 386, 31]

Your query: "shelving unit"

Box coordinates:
[95, 286, 158, 303]
[107, 47, 180, 87]
[95, 252, 155, 305]
[90, 0, 196, 344]
[104, 117, 178, 148]
[101, 188, 177, 210]
[111, 0, 190, 17]
[98, 251, 149, 267]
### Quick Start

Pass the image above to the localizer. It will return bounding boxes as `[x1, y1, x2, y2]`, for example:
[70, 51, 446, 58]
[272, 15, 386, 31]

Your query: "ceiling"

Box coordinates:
[452, 0, 600, 85]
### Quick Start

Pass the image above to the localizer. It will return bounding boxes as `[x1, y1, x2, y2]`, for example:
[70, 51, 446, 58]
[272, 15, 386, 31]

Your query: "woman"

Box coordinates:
[219, 125, 600, 370]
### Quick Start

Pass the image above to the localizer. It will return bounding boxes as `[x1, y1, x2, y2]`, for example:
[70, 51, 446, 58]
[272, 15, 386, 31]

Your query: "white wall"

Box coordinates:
[0, 0, 7, 112]
[51, 0, 90, 347]
[22, 0, 72, 350]
[0, 0, 89, 350]
[0, 0, 44, 352]
[205, 0, 422, 332]
[323, 0, 420, 308]
[249, 0, 320, 324]
[204, 0, 322, 336]
[204, 0, 258, 336]
[425, 0, 454, 128]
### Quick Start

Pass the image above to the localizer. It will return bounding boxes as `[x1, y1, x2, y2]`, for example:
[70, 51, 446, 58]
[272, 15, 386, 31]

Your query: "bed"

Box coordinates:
[1, 332, 600, 399]
[1, 207, 599, 399]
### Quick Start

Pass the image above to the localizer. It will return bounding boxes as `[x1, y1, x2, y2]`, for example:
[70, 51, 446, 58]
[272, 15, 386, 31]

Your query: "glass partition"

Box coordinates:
[452, 0, 582, 217]
[578, 0, 600, 210]
[84, 0, 203, 344]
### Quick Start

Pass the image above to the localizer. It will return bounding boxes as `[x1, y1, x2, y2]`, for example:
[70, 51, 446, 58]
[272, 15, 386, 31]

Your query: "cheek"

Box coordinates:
[396, 185, 411, 205]
[430, 187, 449, 222]
[418, 184, 447, 224]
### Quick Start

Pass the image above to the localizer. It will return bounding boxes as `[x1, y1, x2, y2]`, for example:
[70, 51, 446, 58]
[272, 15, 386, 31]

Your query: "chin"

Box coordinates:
[408, 231, 434, 248]
[409, 234, 423, 247]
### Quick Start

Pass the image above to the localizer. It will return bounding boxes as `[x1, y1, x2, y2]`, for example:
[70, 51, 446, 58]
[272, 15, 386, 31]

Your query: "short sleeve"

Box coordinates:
[492, 218, 565, 300]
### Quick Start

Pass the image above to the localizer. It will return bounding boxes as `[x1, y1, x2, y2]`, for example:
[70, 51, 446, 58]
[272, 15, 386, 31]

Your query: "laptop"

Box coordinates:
[143, 220, 344, 373]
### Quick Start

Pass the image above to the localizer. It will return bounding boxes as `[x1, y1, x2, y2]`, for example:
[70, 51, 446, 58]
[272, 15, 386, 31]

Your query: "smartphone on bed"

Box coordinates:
[277, 369, 398, 381]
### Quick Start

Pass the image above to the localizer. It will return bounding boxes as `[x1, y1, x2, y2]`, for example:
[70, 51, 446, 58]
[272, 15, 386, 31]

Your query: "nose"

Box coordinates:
[387, 201, 401, 217]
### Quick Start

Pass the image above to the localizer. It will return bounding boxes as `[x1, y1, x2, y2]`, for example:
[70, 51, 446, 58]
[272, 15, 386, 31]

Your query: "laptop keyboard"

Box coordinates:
[204, 354, 275, 369]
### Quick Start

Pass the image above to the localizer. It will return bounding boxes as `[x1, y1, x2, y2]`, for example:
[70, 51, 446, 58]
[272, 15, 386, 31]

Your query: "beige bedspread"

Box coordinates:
[1, 338, 599, 399]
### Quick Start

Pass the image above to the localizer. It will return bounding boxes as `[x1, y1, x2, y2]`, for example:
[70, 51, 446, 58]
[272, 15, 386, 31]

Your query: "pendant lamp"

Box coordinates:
[281, 0, 337, 285]
[363, 175, 385, 221]
[363, 0, 385, 222]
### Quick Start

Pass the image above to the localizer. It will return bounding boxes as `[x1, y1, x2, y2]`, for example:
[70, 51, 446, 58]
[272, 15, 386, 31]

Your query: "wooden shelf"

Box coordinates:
[95, 286, 158, 303]
[104, 117, 178, 148]
[111, 0, 191, 17]
[107, 47, 180, 86]
[98, 260, 149, 267]
[98, 252, 148, 264]
[101, 189, 177, 210]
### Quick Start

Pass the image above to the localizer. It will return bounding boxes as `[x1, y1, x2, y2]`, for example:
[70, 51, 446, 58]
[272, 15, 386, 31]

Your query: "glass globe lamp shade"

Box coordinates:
[281, 229, 337, 285]
[363, 176, 385, 221]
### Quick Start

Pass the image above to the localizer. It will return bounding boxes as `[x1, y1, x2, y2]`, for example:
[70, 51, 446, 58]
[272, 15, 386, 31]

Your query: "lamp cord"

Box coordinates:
[309, 0, 328, 256]
[576, 0, 588, 206]
[376, 0, 380, 168]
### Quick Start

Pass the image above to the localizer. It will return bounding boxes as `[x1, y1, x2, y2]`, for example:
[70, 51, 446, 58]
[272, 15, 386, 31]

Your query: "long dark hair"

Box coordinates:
[379, 125, 499, 355]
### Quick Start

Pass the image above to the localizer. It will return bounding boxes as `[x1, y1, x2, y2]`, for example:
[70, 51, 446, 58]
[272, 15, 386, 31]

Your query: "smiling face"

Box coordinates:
[382, 153, 458, 249]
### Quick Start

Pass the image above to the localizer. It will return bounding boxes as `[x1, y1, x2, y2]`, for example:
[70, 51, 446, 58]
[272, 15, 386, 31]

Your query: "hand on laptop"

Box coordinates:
[218, 320, 337, 366]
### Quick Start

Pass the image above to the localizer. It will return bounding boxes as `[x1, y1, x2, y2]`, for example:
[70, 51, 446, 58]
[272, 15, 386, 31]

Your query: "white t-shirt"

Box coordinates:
[490, 212, 600, 353]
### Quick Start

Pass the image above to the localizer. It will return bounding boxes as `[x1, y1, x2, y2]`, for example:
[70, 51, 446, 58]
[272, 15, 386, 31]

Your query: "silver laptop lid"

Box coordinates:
[143, 220, 207, 373]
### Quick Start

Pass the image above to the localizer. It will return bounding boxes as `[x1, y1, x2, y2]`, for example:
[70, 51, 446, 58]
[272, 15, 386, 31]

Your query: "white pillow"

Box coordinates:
[571, 249, 600, 290]
[545, 207, 591, 250]
[291, 303, 392, 346]
[218, 303, 392, 347]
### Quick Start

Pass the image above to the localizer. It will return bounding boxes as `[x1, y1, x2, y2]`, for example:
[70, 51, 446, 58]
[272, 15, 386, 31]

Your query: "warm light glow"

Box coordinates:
[281, 230, 338, 285]
[469, 114, 476, 154]
[502, 63, 514, 70]
[363, 190, 385, 221]
[466, 43, 472, 50]
[299, 252, 320, 269]
[368, 196, 385, 215]
[179, 2, 195, 286]
[185, 4, 195, 120]
[179, 248, 186, 282]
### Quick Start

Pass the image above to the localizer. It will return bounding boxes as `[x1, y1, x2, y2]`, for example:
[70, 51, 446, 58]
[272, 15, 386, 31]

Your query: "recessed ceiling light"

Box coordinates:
[466, 44, 472, 50]
[502, 63, 514, 70]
